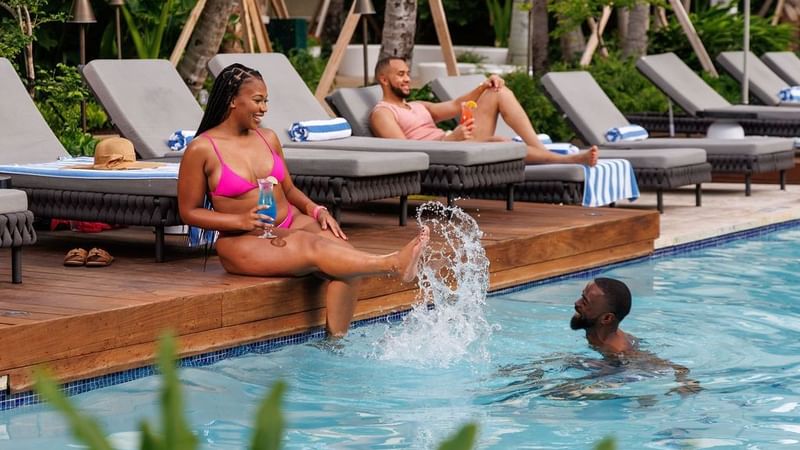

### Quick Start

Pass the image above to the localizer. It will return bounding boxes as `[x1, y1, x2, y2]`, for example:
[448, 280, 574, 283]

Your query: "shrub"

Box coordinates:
[503, 70, 575, 141]
[287, 48, 326, 93]
[34, 63, 107, 156]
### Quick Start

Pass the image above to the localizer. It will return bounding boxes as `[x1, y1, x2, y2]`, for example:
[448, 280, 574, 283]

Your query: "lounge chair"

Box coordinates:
[635, 52, 800, 139]
[761, 52, 800, 86]
[541, 70, 795, 196]
[82, 59, 429, 225]
[207, 53, 526, 210]
[429, 74, 712, 212]
[0, 57, 180, 262]
[716, 51, 800, 108]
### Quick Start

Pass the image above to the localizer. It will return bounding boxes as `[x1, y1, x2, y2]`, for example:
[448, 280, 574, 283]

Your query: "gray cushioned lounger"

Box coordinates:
[207, 53, 526, 210]
[761, 52, 800, 86]
[716, 51, 800, 108]
[0, 57, 181, 261]
[430, 75, 712, 212]
[541, 70, 795, 196]
[83, 59, 429, 226]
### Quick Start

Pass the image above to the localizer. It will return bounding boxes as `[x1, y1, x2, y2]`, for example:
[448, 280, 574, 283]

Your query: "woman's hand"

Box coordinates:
[316, 208, 347, 240]
[241, 205, 273, 231]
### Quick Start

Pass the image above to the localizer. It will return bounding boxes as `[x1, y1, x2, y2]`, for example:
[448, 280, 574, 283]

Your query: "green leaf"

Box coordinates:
[593, 436, 616, 450]
[34, 369, 115, 450]
[249, 380, 287, 450]
[151, 0, 176, 58]
[157, 332, 198, 450]
[121, 4, 148, 58]
[437, 423, 477, 450]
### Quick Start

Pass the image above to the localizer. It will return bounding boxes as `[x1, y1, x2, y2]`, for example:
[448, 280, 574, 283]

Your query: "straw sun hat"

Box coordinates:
[69, 137, 163, 170]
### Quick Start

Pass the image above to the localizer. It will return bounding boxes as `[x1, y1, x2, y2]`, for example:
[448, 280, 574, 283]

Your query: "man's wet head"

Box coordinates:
[570, 278, 631, 331]
[375, 57, 411, 99]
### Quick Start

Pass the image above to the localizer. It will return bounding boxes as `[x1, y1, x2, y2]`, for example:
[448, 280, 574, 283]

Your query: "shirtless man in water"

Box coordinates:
[369, 57, 598, 166]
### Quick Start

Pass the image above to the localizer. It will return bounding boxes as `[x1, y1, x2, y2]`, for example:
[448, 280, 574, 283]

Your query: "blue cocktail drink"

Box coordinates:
[257, 177, 278, 239]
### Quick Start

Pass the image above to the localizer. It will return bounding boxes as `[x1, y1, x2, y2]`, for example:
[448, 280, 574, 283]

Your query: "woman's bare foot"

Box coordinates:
[396, 226, 430, 283]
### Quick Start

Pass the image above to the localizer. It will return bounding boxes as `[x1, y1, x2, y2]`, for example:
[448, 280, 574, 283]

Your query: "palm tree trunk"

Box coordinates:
[177, 0, 238, 95]
[508, 0, 529, 65]
[558, 13, 585, 63]
[621, 1, 650, 59]
[321, 0, 345, 50]
[531, 0, 549, 72]
[379, 0, 417, 62]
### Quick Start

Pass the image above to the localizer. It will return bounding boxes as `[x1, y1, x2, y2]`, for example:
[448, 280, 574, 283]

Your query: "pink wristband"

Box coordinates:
[312, 205, 327, 220]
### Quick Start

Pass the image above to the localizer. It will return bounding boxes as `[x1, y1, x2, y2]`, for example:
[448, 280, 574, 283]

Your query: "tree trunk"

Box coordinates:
[558, 14, 585, 63]
[622, 1, 649, 59]
[617, 7, 629, 44]
[321, 0, 345, 50]
[379, 0, 417, 63]
[531, 0, 549, 73]
[507, 0, 529, 65]
[177, 0, 238, 95]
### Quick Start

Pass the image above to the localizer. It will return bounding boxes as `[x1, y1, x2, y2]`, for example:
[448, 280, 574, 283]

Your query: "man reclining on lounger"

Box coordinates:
[369, 56, 598, 166]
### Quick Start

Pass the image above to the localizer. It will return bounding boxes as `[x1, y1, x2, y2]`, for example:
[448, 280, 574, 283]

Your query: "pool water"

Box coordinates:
[2, 227, 800, 449]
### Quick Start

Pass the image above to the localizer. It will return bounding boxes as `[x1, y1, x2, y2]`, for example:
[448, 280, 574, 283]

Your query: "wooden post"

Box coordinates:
[169, 0, 207, 66]
[311, 0, 331, 38]
[315, 1, 359, 100]
[270, 0, 290, 18]
[249, 0, 272, 52]
[580, 5, 612, 66]
[241, 0, 254, 53]
[668, 0, 718, 76]
[428, 0, 459, 76]
[771, 0, 785, 25]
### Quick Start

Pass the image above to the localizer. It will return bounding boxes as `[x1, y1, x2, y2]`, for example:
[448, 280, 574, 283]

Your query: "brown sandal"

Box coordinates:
[63, 248, 88, 267]
[85, 248, 114, 267]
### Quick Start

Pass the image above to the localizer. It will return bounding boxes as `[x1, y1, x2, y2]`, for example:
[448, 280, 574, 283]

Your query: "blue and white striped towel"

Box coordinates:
[778, 86, 800, 103]
[0, 157, 178, 179]
[512, 133, 552, 144]
[288, 118, 352, 142]
[167, 130, 196, 151]
[582, 159, 640, 207]
[605, 125, 648, 143]
[544, 143, 580, 155]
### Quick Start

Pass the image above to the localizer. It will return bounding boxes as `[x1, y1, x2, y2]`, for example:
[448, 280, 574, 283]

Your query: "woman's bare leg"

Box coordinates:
[473, 87, 598, 166]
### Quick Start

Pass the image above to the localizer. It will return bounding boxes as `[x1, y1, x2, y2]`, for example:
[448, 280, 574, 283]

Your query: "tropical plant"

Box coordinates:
[649, 5, 794, 70]
[486, 0, 513, 47]
[118, 0, 195, 59]
[35, 333, 481, 450]
[0, 0, 65, 84]
[33, 63, 105, 156]
[456, 50, 488, 64]
[287, 48, 326, 92]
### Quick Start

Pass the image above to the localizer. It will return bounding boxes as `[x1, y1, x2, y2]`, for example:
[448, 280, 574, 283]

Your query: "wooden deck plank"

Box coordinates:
[0, 200, 659, 392]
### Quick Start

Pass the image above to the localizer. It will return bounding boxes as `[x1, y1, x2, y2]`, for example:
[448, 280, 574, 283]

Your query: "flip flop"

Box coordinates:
[85, 248, 114, 267]
[63, 248, 88, 267]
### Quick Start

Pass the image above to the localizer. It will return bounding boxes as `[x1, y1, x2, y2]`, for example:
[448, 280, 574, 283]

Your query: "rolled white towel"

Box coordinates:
[778, 86, 800, 103]
[288, 118, 352, 142]
[605, 125, 648, 143]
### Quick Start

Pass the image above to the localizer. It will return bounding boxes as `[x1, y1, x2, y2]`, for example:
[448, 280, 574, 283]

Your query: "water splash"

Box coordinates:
[376, 202, 497, 367]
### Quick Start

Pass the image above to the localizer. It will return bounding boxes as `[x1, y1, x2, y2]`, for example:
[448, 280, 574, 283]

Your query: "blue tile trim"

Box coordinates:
[0, 309, 411, 411]
[489, 218, 800, 297]
[3, 219, 798, 411]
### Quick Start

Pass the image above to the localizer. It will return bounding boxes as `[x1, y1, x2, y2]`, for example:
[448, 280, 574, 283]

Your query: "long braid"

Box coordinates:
[197, 63, 264, 135]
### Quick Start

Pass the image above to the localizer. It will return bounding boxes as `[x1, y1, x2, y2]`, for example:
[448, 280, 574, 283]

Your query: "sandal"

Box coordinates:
[85, 248, 114, 267]
[63, 248, 88, 267]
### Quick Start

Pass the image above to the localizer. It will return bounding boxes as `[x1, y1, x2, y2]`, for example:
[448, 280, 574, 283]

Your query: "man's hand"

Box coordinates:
[449, 117, 474, 141]
[483, 74, 505, 91]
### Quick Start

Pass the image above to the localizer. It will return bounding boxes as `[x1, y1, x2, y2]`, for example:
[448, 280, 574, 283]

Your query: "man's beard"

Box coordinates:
[570, 313, 595, 330]
[390, 82, 410, 99]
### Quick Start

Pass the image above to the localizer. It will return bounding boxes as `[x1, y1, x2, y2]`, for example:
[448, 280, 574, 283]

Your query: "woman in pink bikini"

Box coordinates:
[178, 64, 429, 336]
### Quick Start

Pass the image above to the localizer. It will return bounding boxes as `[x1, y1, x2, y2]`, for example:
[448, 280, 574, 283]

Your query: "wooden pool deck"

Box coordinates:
[0, 199, 659, 394]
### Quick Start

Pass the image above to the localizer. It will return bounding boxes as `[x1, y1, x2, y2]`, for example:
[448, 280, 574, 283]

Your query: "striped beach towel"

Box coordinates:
[582, 159, 640, 207]
[544, 143, 580, 155]
[605, 125, 648, 143]
[512, 133, 552, 144]
[167, 129, 196, 151]
[0, 157, 179, 178]
[288, 118, 352, 142]
[778, 86, 800, 103]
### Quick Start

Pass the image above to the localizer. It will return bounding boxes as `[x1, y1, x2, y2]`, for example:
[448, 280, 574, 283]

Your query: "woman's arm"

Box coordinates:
[264, 130, 347, 239]
[177, 140, 268, 232]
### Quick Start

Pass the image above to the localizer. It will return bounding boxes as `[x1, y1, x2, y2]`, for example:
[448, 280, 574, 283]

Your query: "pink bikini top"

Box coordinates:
[205, 129, 286, 198]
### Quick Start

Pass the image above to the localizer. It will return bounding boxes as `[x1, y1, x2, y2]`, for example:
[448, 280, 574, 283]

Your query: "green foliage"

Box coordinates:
[702, 72, 745, 105]
[117, 0, 194, 59]
[33, 63, 104, 156]
[549, 0, 644, 37]
[457, 51, 488, 65]
[418, 0, 486, 27]
[437, 423, 477, 450]
[34, 333, 484, 450]
[0, 0, 65, 61]
[287, 48, 326, 93]
[503, 70, 575, 141]
[0, 16, 29, 61]
[649, 5, 794, 70]
[486, 0, 513, 47]
[593, 436, 617, 450]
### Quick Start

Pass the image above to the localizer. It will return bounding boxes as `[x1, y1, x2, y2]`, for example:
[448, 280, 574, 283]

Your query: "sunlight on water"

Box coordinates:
[375, 202, 497, 367]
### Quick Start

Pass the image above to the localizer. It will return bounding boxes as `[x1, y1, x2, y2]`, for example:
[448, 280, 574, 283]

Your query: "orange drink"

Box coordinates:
[460, 100, 477, 124]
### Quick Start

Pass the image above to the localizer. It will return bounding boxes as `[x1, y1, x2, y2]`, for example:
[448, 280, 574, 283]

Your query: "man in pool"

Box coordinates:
[570, 278, 636, 355]
[570, 278, 702, 396]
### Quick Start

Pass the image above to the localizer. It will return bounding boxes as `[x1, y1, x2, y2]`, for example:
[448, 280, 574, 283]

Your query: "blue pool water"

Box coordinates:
[2, 226, 800, 449]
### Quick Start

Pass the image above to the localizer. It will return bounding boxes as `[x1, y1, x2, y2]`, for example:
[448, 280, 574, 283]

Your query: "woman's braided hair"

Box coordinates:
[197, 63, 264, 135]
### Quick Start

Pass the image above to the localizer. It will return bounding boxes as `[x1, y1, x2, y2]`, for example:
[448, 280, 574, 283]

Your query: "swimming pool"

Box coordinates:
[2, 226, 799, 449]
